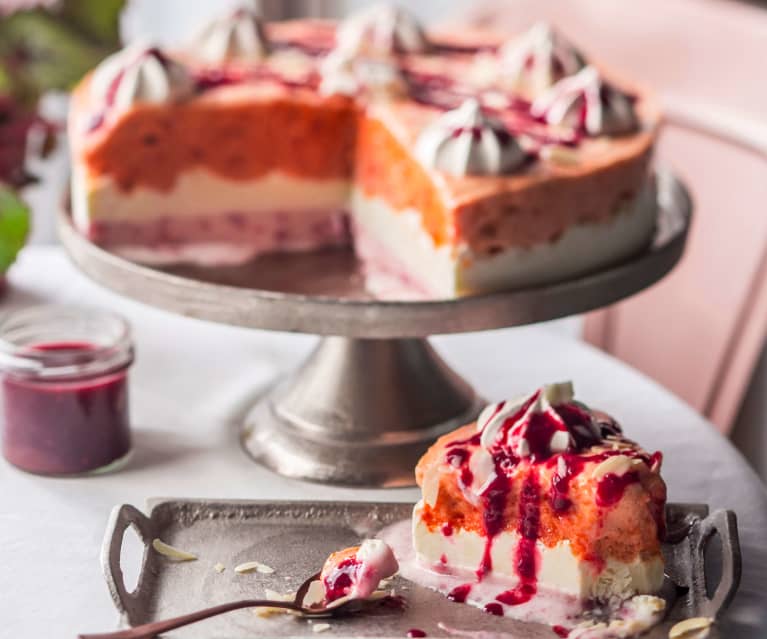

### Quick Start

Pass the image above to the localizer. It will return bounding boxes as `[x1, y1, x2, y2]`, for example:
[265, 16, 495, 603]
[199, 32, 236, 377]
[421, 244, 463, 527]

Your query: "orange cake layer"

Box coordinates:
[416, 422, 665, 564]
[357, 105, 654, 251]
[72, 86, 357, 192]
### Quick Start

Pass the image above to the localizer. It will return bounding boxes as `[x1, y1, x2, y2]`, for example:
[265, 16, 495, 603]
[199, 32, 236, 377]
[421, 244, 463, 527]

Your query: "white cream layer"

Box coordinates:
[72, 166, 350, 228]
[351, 182, 656, 298]
[412, 501, 664, 602]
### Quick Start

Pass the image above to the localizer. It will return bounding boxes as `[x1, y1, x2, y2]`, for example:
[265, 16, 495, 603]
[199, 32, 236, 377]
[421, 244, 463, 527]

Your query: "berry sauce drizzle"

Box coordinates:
[438, 393, 660, 615]
[322, 556, 360, 602]
[447, 583, 472, 603]
[495, 472, 540, 606]
[596, 470, 640, 507]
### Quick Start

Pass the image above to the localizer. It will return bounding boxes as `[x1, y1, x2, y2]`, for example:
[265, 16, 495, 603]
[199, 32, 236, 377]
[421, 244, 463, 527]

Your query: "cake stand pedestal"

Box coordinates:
[59, 171, 691, 487]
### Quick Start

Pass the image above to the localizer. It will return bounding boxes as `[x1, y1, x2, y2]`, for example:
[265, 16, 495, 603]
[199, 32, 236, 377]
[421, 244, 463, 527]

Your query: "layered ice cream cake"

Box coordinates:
[411, 382, 668, 636]
[68, 5, 659, 298]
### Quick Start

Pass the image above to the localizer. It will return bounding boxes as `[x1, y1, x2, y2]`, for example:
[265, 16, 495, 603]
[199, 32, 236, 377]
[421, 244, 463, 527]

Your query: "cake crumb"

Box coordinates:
[213, 563, 225, 573]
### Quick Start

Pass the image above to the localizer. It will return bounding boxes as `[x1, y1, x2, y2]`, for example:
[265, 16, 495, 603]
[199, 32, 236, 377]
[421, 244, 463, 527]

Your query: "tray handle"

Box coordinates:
[692, 509, 742, 618]
[100, 504, 155, 626]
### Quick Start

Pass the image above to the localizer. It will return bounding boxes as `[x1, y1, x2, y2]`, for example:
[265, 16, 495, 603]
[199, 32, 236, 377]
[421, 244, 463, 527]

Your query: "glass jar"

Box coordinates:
[0, 306, 134, 476]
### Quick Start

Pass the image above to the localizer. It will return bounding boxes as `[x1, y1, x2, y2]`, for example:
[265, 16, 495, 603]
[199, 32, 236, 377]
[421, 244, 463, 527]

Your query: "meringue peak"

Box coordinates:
[91, 43, 194, 113]
[499, 21, 586, 97]
[531, 65, 639, 136]
[194, 7, 270, 64]
[415, 99, 526, 177]
[335, 3, 430, 57]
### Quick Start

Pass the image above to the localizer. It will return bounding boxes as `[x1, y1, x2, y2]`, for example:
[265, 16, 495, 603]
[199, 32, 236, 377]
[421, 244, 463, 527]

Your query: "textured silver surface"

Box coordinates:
[241, 338, 484, 487]
[101, 499, 740, 639]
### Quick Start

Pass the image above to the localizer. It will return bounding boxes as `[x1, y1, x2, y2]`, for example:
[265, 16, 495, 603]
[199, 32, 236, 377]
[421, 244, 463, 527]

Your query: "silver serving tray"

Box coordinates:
[100, 500, 740, 638]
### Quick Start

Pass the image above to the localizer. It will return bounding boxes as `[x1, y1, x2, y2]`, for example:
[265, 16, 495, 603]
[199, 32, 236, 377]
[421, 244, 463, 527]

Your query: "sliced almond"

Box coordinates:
[303, 580, 326, 607]
[151, 539, 197, 561]
[591, 454, 633, 479]
[234, 561, 275, 575]
[669, 617, 714, 639]
[312, 623, 331, 633]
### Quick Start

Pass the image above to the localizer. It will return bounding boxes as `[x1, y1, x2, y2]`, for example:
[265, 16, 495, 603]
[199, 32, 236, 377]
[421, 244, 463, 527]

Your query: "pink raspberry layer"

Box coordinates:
[85, 208, 351, 253]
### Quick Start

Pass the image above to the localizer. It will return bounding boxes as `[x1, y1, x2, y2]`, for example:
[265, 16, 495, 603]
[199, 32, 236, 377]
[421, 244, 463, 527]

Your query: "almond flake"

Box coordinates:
[591, 454, 633, 479]
[151, 539, 197, 561]
[669, 617, 714, 639]
[312, 623, 331, 633]
[234, 561, 275, 575]
[303, 580, 326, 607]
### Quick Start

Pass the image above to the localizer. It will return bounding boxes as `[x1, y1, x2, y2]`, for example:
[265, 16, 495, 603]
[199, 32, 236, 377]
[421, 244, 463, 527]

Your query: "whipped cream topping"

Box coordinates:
[319, 49, 407, 98]
[531, 66, 639, 136]
[193, 8, 270, 64]
[499, 22, 586, 97]
[335, 3, 430, 57]
[477, 382, 595, 459]
[415, 99, 526, 176]
[90, 43, 194, 113]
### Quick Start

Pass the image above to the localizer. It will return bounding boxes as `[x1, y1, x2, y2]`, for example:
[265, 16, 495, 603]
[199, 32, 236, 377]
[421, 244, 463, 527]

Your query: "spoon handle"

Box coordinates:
[77, 599, 299, 639]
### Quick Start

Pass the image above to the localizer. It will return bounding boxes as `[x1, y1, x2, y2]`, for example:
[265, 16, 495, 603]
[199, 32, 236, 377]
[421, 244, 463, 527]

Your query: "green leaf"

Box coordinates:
[0, 2, 124, 100]
[58, 0, 125, 47]
[0, 13, 108, 89]
[0, 185, 30, 272]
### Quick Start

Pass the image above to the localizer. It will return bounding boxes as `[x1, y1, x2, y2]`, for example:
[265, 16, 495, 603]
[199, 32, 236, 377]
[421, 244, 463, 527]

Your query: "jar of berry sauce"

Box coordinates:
[0, 306, 134, 476]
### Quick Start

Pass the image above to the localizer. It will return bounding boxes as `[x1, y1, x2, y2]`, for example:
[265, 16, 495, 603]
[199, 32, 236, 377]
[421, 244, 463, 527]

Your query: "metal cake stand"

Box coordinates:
[59, 171, 691, 487]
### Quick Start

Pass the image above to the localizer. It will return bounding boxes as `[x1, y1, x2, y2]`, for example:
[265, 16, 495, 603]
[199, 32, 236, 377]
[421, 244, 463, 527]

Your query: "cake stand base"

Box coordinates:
[240, 337, 483, 486]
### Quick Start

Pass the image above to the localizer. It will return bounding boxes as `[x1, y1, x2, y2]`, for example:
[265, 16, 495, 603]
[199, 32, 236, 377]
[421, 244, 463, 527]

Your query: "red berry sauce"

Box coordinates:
[322, 556, 361, 602]
[447, 583, 472, 603]
[2, 341, 131, 475]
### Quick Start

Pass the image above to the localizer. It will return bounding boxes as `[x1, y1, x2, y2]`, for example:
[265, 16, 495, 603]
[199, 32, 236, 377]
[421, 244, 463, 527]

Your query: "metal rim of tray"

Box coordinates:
[97, 499, 741, 638]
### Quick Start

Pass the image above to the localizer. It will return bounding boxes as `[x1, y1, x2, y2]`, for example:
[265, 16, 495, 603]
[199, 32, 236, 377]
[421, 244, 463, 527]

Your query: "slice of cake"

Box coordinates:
[68, 5, 659, 298]
[412, 382, 667, 633]
[320, 538, 399, 603]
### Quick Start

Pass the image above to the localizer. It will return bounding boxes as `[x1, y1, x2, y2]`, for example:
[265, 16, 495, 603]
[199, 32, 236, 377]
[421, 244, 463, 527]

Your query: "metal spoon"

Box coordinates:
[78, 572, 360, 639]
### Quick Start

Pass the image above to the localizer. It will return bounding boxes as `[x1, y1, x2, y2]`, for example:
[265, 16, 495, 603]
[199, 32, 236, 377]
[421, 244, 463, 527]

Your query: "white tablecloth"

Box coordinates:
[1, 247, 765, 638]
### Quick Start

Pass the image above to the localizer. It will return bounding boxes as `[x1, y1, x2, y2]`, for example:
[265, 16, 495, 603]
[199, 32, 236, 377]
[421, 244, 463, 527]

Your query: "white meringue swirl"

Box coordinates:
[194, 8, 270, 64]
[499, 22, 585, 97]
[415, 99, 525, 177]
[335, 3, 430, 57]
[91, 43, 195, 113]
[477, 382, 582, 459]
[531, 66, 639, 136]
